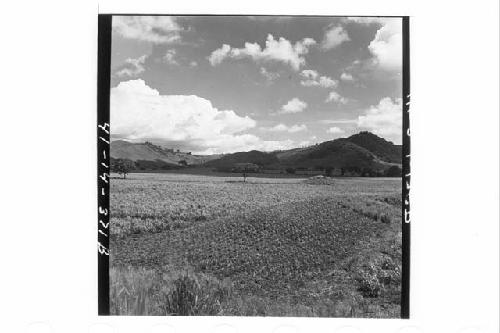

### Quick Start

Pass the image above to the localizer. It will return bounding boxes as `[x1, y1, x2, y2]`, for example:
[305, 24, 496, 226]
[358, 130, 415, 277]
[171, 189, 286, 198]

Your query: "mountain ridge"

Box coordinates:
[110, 132, 402, 175]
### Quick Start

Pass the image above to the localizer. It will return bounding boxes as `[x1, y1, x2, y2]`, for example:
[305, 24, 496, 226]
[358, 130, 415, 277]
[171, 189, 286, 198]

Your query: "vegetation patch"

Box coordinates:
[111, 266, 232, 315]
[110, 174, 402, 317]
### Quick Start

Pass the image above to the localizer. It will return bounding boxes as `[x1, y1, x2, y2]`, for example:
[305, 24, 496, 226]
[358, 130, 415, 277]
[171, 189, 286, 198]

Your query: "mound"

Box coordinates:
[304, 175, 336, 185]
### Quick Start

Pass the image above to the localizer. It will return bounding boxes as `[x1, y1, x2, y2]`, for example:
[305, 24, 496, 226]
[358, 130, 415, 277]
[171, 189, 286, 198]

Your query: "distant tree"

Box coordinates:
[362, 167, 378, 177]
[178, 160, 188, 167]
[285, 167, 296, 174]
[385, 165, 402, 177]
[111, 158, 135, 179]
[343, 166, 362, 176]
[325, 167, 333, 177]
[241, 164, 255, 182]
[241, 164, 256, 182]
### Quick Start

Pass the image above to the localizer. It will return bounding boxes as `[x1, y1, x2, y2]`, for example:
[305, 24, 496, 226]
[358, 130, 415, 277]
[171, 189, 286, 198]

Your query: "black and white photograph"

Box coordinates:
[103, 15, 408, 317]
[1, 0, 499, 332]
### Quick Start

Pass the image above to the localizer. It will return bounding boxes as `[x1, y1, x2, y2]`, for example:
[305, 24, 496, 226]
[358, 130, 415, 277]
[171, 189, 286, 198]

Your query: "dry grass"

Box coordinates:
[110, 174, 402, 317]
[110, 174, 400, 236]
[110, 266, 232, 315]
[339, 196, 401, 225]
[110, 265, 400, 317]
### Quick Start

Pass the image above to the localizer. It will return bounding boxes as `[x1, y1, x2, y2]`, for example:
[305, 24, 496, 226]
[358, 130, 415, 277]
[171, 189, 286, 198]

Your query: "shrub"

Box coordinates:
[353, 256, 401, 299]
[355, 265, 383, 298]
[380, 213, 392, 224]
[384, 165, 402, 177]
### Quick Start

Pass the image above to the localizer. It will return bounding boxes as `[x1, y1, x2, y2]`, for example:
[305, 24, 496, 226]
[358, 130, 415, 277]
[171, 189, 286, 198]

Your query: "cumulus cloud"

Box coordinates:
[299, 69, 338, 88]
[301, 69, 319, 80]
[322, 25, 350, 49]
[340, 72, 354, 81]
[208, 34, 316, 71]
[111, 79, 295, 154]
[357, 97, 402, 143]
[369, 20, 402, 71]
[347, 17, 402, 71]
[325, 91, 348, 104]
[276, 98, 307, 114]
[112, 16, 182, 44]
[114, 55, 147, 78]
[208, 44, 231, 66]
[327, 126, 345, 134]
[189, 61, 198, 67]
[263, 123, 307, 133]
[260, 67, 280, 81]
[163, 49, 179, 65]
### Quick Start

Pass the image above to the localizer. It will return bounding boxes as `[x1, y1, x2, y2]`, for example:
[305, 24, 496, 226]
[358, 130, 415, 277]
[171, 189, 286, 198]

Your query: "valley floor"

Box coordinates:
[109, 173, 402, 317]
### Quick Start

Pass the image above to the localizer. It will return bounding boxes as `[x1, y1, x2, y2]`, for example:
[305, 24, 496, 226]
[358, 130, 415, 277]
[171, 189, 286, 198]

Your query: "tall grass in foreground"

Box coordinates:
[110, 266, 232, 315]
[111, 265, 400, 317]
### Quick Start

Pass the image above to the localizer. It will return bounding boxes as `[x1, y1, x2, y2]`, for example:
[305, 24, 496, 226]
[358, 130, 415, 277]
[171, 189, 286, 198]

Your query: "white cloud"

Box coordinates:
[296, 135, 319, 148]
[112, 16, 182, 44]
[263, 123, 307, 133]
[163, 50, 179, 65]
[325, 91, 348, 104]
[300, 69, 319, 80]
[288, 124, 307, 133]
[327, 126, 345, 134]
[347, 17, 402, 71]
[111, 79, 295, 154]
[208, 44, 231, 66]
[260, 67, 280, 81]
[322, 25, 350, 50]
[340, 72, 354, 81]
[369, 20, 402, 71]
[276, 98, 307, 114]
[357, 97, 402, 143]
[208, 34, 316, 70]
[190, 61, 198, 67]
[300, 69, 338, 88]
[115, 55, 147, 78]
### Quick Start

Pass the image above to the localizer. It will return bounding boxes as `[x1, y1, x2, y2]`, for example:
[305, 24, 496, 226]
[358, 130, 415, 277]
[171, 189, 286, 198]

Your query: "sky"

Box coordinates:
[110, 16, 403, 154]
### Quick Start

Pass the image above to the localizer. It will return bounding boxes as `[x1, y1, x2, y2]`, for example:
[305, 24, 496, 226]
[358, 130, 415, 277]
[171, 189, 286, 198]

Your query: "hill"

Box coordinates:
[207, 132, 402, 175]
[110, 140, 218, 168]
[278, 139, 379, 169]
[346, 131, 402, 164]
[110, 132, 402, 176]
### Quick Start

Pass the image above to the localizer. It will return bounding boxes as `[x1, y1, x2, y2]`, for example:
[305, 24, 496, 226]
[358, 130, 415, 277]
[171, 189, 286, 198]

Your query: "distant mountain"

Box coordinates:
[110, 132, 402, 176]
[110, 140, 219, 167]
[204, 132, 402, 175]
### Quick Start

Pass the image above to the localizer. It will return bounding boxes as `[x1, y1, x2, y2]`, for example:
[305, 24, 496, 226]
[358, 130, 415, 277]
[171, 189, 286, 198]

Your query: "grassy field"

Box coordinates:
[110, 173, 402, 317]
